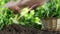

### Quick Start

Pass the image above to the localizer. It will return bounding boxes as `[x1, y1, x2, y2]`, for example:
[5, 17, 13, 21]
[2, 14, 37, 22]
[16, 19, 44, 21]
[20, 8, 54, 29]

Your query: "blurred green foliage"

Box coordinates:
[0, 0, 59, 30]
[36, 0, 56, 18]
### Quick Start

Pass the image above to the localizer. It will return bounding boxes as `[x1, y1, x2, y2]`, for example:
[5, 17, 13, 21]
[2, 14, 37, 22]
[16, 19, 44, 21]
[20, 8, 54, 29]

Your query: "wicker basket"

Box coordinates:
[42, 18, 60, 31]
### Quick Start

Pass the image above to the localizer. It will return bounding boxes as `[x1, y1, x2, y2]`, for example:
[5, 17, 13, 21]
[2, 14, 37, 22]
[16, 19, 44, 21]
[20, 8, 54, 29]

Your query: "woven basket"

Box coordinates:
[42, 18, 60, 31]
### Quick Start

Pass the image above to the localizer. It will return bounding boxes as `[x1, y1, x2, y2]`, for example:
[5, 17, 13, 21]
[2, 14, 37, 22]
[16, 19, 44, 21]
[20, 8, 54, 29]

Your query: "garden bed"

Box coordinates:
[0, 24, 60, 34]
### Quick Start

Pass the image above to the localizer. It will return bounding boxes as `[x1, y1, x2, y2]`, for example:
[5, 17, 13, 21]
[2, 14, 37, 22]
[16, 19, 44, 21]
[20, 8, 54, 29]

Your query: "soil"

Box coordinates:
[0, 24, 60, 34]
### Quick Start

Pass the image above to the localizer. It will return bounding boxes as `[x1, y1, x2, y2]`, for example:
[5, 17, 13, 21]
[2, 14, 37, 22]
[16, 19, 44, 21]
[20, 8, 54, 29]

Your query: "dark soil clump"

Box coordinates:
[0, 24, 60, 34]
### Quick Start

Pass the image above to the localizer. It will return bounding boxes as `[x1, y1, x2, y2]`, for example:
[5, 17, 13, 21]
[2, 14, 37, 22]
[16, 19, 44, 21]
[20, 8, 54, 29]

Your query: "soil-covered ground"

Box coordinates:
[0, 24, 60, 34]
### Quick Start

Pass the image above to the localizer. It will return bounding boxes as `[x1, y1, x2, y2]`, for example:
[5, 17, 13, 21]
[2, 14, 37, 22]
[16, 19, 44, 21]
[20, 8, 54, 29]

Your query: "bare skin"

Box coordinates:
[5, 0, 47, 14]
[5, 0, 48, 22]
